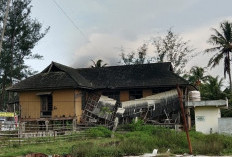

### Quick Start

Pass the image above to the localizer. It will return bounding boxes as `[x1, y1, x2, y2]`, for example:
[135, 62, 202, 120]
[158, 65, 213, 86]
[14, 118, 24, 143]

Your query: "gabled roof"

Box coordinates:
[7, 62, 190, 92]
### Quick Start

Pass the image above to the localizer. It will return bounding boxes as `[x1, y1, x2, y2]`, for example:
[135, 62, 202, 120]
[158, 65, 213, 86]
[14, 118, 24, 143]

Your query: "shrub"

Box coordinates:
[128, 119, 145, 131]
[88, 126, 112, 138]
[192, 134, 224, 155]
[70, 142, 123, 157]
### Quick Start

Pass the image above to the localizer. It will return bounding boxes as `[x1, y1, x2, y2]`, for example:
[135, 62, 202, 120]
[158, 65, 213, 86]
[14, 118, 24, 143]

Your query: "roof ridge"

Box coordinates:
[52, 62, 93, 89]
[41, 61, 92, 89]
[75, 62, 172, 70]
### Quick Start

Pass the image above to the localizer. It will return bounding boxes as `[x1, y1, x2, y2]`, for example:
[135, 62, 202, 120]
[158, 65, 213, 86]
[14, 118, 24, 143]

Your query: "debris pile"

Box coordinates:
[81, 89, 181, 128]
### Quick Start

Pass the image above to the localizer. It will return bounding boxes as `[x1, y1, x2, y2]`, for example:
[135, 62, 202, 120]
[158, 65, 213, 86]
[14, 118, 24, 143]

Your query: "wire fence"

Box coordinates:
[0, 122, 96, 148]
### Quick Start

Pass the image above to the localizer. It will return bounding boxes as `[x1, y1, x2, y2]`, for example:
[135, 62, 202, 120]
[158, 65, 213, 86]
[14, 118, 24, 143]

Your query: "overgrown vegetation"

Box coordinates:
[1, 124, 232, 156]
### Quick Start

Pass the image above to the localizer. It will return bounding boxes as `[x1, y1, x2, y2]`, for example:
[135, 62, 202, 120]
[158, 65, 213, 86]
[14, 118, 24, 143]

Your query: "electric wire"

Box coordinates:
[52, 0, 89, 41]
[51, 0, 103, 58]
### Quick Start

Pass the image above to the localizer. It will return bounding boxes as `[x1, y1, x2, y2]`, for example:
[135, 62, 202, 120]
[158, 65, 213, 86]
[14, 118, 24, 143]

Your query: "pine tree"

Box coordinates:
[0, 0, 49, 110]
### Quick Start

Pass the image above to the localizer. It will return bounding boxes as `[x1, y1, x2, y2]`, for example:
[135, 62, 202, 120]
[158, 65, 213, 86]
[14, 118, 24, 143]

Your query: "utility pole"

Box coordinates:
[0, 0, 11, 56]
[176, 84, 193, 155]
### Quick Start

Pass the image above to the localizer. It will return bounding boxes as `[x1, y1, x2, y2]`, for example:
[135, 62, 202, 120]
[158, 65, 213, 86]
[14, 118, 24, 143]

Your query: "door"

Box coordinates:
[40, 95, 53, 118]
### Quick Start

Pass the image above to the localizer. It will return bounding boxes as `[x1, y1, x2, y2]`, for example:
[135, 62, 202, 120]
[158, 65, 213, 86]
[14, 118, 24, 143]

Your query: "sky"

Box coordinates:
[27, 0, 232, 85]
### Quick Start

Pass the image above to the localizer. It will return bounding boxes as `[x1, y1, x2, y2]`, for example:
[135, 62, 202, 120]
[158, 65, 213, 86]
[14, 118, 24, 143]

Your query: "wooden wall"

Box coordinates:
[19, 89, 153, 120]
[143, 89, 153, 97]
[52, 89, 75, 118]
[119, 89, 152, 102]
[74, 90, 82, 122]
[19, 92, 41, 119]
[19, 89, 77, 120]
[120, 91, 129, 102]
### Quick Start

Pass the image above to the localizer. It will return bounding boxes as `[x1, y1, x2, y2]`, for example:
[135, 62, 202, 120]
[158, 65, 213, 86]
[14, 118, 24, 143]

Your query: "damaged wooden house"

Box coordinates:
[7, 62, 192, 128]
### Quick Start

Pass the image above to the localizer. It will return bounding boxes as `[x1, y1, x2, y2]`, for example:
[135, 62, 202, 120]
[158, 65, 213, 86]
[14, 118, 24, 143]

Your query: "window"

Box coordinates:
[129, 90, 142, 100]
[40, 95, 53, 117]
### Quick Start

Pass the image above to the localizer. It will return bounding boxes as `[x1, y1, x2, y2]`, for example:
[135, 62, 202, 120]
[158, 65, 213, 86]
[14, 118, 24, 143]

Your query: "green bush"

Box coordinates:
[88, 126, 112, 138]
[70, 142, 123, 157]
[128, 119, 145, 131]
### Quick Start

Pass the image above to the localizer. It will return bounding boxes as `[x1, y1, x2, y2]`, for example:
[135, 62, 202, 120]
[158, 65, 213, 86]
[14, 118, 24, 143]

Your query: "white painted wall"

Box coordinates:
[218, 118, 232, 135]
[195, 107, 221, 134]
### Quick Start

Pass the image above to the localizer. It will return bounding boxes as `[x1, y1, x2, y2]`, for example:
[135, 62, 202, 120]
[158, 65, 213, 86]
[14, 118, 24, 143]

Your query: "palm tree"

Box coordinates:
[200, 76, 225, 100]
[183, 66, 209, 89]
[206, 21, 232, 91]
[91, 59, 107, 68]
[188, 66, 209, 86]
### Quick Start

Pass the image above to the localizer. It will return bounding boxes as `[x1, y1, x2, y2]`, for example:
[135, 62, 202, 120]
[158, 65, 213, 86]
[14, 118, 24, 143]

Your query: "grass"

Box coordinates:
[1, 122, 232, 156]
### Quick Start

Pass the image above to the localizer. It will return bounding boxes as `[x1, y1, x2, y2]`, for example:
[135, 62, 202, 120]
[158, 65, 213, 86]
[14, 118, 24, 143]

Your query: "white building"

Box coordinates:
[186, 99, 228, 134]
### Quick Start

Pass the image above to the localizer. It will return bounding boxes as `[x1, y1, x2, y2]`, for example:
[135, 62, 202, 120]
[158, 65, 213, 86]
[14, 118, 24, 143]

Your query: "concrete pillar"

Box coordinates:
[73, 118, 77, 131]
[111, 117, 119, 138]
[45, 120, 49, 132]
[21, 122, 25, 133]
[135, 117, 138, 123]
[18, 122, 25, 138]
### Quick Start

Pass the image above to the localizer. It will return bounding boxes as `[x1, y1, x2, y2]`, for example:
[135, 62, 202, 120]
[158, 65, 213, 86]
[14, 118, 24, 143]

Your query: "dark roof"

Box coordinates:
[7, 62, 190, 91]
[7, 72, 78, 91]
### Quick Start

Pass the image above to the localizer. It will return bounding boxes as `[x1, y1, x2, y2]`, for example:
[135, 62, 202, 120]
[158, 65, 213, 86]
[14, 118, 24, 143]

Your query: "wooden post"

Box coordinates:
[176, 85, 192, 154]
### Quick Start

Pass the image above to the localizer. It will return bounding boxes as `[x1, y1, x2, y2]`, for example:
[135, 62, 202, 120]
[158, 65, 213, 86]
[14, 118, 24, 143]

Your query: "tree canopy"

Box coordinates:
[0, 0, 49, 109]
[206, 21, 232, 91]
[120, 29, 194, 74]
[91, 59, 108, 68]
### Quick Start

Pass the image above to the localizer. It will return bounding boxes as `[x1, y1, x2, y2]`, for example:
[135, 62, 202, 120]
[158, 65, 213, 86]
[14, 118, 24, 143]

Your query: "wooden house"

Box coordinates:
[7, 62, 191, 125]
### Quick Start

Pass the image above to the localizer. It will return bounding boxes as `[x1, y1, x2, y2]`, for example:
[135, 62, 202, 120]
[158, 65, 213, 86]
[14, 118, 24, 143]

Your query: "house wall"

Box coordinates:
[74, 90, 82, 123]
[52, 89, 75, 118]
[143, 89, 152, 97]
[19, 92, 41, 119]
[195, 106, 221, 134]
[19, 89, 76, 120]
[119, 89, 152, 102]
[120, 91, 129, 102]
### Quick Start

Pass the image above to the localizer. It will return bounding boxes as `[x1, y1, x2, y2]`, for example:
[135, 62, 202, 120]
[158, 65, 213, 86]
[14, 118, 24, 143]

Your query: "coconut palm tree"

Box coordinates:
[205, 21, 232, 91]
[200, 76, 225, 100]
[91, 59, 107, 68]
[185, 66, 209, 87]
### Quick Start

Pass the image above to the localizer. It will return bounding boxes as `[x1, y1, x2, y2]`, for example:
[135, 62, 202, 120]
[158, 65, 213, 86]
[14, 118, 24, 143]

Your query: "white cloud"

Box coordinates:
[71, 32, 154, 68]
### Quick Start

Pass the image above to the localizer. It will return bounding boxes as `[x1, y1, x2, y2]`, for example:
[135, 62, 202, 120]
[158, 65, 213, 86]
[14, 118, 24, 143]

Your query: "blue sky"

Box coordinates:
[27, 0, 232, 84]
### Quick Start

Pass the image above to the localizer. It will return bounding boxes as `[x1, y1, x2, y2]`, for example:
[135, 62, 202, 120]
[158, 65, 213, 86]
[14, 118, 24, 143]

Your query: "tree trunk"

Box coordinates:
[227, 52, 232, 92]
[229, 70, 232, 92]
[0, 74, 7, 111]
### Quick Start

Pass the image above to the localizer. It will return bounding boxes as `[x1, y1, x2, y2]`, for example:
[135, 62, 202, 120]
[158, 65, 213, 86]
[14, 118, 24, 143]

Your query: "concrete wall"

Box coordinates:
[218, 118, 232, 135]
[195, 106, 221, 134]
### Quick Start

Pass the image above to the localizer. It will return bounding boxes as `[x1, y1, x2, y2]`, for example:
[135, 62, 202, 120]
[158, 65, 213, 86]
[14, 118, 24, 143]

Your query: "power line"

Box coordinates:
[52, 0, 104, 58]
[52, 0, 89, 41]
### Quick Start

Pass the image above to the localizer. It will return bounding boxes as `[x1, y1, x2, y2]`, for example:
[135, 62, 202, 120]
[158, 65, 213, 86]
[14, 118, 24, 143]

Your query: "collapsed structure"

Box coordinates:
[7, 62, 192, 129]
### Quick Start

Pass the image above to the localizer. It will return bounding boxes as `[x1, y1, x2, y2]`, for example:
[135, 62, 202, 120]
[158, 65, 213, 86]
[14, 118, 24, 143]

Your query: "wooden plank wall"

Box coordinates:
[19, 92, 41, 119]
[52, 89, 75, 118]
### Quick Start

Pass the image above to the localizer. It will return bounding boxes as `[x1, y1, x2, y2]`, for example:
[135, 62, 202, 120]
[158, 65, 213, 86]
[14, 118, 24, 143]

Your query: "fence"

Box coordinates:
[0, 121, 95, 148]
